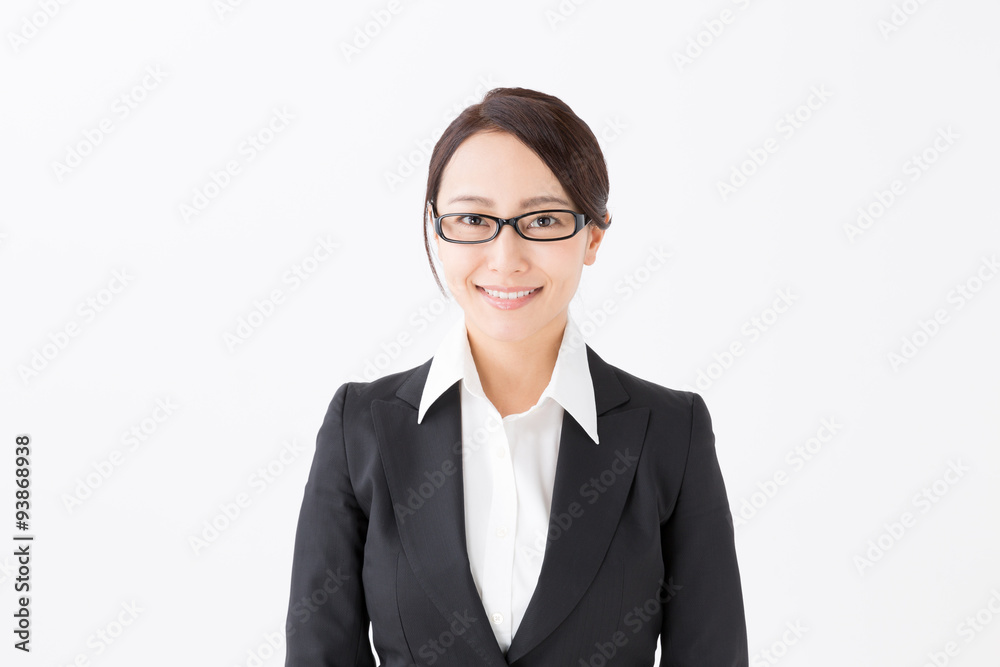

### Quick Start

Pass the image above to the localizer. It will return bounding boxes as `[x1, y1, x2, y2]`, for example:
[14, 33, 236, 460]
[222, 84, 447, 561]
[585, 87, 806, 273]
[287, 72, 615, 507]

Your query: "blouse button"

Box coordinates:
[491, 612, 504, 624]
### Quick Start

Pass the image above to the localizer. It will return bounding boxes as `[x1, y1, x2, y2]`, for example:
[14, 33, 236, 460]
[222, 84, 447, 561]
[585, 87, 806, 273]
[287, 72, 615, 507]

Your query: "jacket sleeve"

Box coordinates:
[659, 392, 749, 666]
[284, 382, 376, 666]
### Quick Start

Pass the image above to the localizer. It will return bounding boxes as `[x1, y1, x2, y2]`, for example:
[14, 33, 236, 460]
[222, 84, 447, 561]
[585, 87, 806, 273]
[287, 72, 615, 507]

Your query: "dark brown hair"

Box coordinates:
[422, 87, 612, 296]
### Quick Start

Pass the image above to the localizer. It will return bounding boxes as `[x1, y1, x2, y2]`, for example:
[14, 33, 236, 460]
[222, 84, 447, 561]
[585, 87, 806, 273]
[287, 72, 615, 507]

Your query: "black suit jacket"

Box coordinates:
[284, 343, 749, 666]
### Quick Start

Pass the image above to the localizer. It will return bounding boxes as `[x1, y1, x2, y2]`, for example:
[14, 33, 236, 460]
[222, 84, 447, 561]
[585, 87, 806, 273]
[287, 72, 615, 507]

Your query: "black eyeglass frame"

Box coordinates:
[429, 200, 590, 244]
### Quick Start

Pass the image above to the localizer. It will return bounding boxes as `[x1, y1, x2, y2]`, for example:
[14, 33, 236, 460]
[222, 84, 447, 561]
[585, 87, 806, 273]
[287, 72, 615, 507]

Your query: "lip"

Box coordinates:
[476, 284, 542, 310]
[477, 284, 541, 292]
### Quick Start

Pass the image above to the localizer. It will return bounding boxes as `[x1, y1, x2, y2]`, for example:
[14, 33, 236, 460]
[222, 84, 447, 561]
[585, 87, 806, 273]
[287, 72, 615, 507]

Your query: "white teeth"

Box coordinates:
[482, 287, 537, 299]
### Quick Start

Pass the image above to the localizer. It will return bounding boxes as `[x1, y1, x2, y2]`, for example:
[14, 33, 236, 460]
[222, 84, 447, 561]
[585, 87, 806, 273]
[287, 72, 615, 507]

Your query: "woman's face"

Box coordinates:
[432, 130, 605, 346]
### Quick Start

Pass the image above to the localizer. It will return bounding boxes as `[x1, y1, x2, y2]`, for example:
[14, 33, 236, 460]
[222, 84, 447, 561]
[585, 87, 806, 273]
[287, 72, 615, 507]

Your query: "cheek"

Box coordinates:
[438, 249, 476, 287]
[547, 249, 585, 283]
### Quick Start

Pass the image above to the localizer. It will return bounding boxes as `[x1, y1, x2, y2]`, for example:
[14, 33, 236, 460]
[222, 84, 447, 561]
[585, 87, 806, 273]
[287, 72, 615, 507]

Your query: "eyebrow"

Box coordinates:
[445, 194, 571, 209]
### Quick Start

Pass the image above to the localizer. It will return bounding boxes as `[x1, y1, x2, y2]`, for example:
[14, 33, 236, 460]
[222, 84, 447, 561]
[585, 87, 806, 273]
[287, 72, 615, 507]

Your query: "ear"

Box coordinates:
[428, 202, 446, 260]
[582, 211, 609, 266]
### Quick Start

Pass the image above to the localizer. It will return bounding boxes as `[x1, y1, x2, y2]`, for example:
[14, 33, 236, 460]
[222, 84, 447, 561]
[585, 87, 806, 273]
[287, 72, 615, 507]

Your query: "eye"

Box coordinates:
[527, 214, 562, 228]
[458, 215, 485, 226]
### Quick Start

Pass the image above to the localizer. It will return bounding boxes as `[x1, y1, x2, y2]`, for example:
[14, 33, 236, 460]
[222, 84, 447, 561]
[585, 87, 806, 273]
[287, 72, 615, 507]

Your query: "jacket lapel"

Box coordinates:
[505, 346, 649, 663]
[371, 345, 649, 665]
[372, 363, 509, 666]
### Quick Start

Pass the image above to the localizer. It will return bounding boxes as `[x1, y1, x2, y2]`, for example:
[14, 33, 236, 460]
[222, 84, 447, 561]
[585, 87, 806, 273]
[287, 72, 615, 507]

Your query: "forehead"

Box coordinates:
[438, 130, 568, 203]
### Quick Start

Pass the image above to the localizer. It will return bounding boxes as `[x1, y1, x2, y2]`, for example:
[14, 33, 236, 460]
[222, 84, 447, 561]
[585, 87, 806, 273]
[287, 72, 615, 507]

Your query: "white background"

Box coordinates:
[2, 1, 999, 665]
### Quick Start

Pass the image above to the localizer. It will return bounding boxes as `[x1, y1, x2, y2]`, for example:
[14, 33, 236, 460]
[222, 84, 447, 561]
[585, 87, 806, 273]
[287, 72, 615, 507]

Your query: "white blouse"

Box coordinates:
[416, 313, 599, 653]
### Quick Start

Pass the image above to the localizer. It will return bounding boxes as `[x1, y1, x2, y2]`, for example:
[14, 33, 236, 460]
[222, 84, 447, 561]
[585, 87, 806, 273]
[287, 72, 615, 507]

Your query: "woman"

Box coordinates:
[284, 87, 749, 666]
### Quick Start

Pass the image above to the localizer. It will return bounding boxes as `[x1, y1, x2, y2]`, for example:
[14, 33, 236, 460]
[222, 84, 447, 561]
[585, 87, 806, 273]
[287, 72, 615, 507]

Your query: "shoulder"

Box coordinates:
[326, 356, 433, 411]
[314, 358, 432, 470]
[588, 348, 714, 465]
[592, 347, 705, 419]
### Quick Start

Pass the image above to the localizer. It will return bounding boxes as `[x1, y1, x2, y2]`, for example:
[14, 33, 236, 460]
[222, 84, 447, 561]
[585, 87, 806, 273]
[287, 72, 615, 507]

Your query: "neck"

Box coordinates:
[465, 312, 568, 415]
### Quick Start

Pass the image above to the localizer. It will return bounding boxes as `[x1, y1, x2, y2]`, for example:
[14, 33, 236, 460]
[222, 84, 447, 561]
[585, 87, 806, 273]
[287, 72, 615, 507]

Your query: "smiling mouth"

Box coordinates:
[476, 286, 542, 299]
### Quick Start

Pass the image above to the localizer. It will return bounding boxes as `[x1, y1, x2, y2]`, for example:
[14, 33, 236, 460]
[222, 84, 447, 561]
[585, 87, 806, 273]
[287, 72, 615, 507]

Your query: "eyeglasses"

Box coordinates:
[430, 200, 589, 244]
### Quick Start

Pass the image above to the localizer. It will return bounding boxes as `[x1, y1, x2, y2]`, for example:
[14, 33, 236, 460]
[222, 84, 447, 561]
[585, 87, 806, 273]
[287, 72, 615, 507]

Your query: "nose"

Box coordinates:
[486, 221, 529, 269]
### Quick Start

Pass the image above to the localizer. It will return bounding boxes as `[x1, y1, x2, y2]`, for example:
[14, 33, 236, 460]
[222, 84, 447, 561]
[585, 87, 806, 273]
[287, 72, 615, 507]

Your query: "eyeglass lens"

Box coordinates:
[439, 211, 577, 241]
